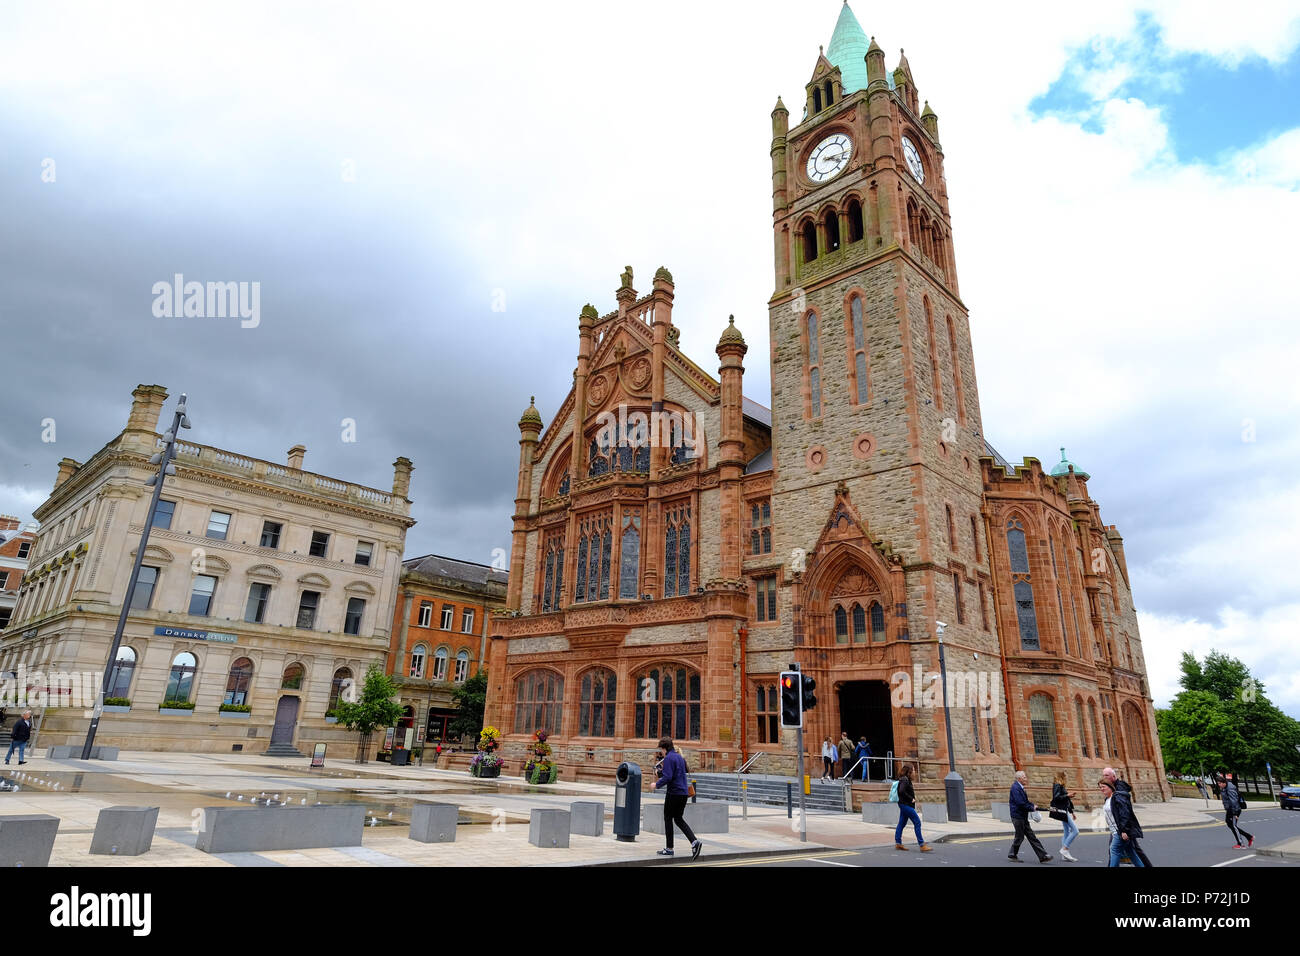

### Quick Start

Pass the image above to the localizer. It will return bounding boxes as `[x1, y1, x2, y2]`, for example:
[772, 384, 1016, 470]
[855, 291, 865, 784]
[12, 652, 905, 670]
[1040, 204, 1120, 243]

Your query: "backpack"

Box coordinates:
[889, 780, 900, 803]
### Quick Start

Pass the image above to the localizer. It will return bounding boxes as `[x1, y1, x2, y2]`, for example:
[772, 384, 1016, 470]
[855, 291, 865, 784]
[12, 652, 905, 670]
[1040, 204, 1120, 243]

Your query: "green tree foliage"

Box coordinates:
[334, 665, 405, 763]
[447, 668, 487, 743]
[1158, 651, 1300, 780]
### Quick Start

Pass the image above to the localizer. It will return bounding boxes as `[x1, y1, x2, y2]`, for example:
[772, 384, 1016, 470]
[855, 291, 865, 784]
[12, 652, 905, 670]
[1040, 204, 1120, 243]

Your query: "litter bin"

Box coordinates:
[614, 761, 642, 842]
[391, 748, 410, 767]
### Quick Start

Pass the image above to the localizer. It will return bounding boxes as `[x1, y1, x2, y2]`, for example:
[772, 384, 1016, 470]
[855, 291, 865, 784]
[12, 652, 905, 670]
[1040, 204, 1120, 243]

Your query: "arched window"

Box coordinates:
[224, 657, 254, 706]
[575, 511, 613, 603]
[867, 601, 885, 641]
[513, 669, 564, 736]
[165, 651, 198, 703]
[946, 315, 966, 424]
[813, 86, 822, 113]
[806, 311, 822, 418]
[823, 208, 840, 252]
[972, 705, 981, 752]
[663, 502, 691, 598]
[540, 530, 565, 612]
[834, 605, 848, 643]
[946, 505, 956, 551]
[588, 419, 651, 477]
[1029, 693, 1058, 755]
[329, 667, 352, 712]
[802, 220, 817, 263]
[1123, 703, 1148, 761]
[1088, 699, 1101, 760]
[619, 510, 641, 599]
[848, 296, 868, 404]
[433, 646, 449, 681]
[851, 603, 867, 643]
[455, 649, 471, 683]
[924, 297, 943, 412]
[106, 646, 136, 699]
[1007, 519, 1041, 651]
[578, 668, 617, 737]
[281, 662, 304, 690]
[634, 663, 701, 741]
[1075, 697, 1088, 757]
[823, 80, 833, 107]
[410, 643, 427, 679]
[846, 198, 864, 243]
[970, 515, 980, 560]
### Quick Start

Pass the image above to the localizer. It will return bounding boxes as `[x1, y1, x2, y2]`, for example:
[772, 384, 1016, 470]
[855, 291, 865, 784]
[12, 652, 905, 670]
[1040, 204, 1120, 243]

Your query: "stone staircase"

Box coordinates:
[690, 772, 874, 812]
[264, 742, 306, 758]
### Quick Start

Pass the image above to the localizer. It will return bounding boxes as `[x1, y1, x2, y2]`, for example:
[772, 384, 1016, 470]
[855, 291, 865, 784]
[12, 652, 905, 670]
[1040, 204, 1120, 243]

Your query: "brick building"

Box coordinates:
[0, 516, 39, 633]
[383, 554, 507, 755]
[484, 4, 1168, 803]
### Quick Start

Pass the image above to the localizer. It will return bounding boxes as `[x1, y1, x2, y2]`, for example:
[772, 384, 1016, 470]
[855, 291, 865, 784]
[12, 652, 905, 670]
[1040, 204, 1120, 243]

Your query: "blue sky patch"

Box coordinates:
[1031, 15, 1300, 163]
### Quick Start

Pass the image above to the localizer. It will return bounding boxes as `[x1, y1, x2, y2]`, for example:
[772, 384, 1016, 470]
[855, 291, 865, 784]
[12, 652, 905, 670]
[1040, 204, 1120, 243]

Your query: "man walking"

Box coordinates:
[1007, 770, 1052, 863]
[4, 709, 32, 765]
[1103, 767, 1153, 866]
[838, 732, 854, 779]
[1219, 774, 1254, 849]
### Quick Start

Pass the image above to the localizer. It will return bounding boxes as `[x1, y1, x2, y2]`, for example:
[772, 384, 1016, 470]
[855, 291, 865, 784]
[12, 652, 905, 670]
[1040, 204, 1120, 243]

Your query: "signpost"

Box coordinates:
[311, 743, 326, 769]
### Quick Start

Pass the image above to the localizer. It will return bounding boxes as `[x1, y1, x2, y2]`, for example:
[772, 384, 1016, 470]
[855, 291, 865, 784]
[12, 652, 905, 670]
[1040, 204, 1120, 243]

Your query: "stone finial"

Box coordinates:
[579, 304, 598, 326]
[287, 445, 306, 470]
[654, 266, 674, 285]
[772, 96, 787, 114]
[519, 397, 543, 431]
[392, 456, 414, 498]
[716, 314, 747, 352]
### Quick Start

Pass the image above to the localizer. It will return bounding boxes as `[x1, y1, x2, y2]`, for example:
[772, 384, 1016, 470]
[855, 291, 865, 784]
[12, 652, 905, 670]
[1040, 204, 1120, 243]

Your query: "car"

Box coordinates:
[1280, 786, 1300, 810]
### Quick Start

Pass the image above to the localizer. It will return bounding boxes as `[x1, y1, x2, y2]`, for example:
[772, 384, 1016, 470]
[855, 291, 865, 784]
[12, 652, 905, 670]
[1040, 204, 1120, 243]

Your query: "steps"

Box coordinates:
[690, 772, 875, 812]
[264, 742, 306, 758]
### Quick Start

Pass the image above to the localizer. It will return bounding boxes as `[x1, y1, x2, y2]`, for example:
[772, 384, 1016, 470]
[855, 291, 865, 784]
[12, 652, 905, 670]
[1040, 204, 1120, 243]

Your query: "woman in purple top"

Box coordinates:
[651, 736, 702, 859]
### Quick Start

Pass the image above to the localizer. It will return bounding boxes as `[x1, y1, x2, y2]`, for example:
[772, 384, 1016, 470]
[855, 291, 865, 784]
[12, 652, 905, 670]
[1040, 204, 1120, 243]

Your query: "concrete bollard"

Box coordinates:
[409, 802, 459, 843]
[196, 805, 365, 853]
[528, 809, 570, 848]
[642, 801, 729, 834]
[919, 802, 948, 824]
[569, 801, 605, 837]
[0, 814, 60, 867]
[991, 802, 1013, 822]
[91, 806, 159, 856]
[862, 802, 899, 825]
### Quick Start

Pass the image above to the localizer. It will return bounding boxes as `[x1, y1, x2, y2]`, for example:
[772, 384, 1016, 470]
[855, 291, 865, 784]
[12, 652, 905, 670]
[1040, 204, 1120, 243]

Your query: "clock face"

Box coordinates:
[806, 133, 853, 184]
[901, 137, 925, 183]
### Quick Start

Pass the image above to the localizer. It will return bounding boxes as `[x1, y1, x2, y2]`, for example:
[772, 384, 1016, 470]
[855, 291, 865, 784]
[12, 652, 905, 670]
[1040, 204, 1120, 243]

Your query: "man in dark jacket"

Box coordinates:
[4, 709, 31, 765]
[1007, 771, 1052, 863]
[1219, 775, 1254, 849]
[650, 736, 701, 859]
[1103, 767, 1153, 866]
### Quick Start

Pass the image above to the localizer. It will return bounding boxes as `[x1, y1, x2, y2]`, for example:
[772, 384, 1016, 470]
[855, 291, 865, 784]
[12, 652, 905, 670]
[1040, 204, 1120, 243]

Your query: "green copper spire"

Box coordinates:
[827, 1, 870, 94]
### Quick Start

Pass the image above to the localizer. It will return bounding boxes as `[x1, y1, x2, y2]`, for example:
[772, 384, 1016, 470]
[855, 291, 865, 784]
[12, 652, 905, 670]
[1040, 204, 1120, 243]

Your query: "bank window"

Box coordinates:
[354, 541, 373, 566]
[296, 590, 320, 629]
[189, 574, 217, 616]
[260, 521, 282, 549]
[165, 651, 198, 703]
[225, 657, 254, 706]
[245, 582, 271, 623]
[281, 662, 305, 690]
[152, 500, 176, 531]
[107, 646, 136, 699]
[755, 681, 779, 744]
[205, 511, 232, 540]
[344, 597, 365, 635]
[329, 667, 352, 712]
[131, 566, 160, 610]
[309, 531, 330, 558]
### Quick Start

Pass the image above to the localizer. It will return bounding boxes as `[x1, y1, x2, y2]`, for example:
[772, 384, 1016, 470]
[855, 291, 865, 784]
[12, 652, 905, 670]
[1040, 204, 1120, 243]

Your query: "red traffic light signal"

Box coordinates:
[779, 671, 802, 728]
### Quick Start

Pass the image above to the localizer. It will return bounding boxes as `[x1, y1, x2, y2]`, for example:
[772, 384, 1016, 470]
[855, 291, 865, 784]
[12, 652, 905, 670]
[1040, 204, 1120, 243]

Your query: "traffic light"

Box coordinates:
[779, 671, 801, 727]
[801, 674, 818, 713]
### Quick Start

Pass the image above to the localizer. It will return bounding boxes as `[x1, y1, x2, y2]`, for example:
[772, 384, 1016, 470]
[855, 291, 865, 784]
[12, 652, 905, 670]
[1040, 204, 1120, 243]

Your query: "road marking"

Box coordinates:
[809, 857, 859, 867]
[686, 849, 858, 867]
[1212, 854, 1257, 867]
[945, 820, 1224, 845]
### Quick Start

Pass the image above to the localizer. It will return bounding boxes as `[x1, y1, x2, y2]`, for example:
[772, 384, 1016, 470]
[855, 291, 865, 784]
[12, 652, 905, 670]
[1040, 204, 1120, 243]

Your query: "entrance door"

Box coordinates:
[271, 695, 300, 746]
[837, 681, 894, 779]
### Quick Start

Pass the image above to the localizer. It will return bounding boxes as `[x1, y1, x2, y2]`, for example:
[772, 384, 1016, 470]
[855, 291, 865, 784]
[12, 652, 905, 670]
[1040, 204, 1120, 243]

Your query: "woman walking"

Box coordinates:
[821, 736, 837, 782]
[1099, 779, 1145, 867]
[1051, 771, 1079, 862]
[650, 735, 702, 859]
[894, 764, 933, 852]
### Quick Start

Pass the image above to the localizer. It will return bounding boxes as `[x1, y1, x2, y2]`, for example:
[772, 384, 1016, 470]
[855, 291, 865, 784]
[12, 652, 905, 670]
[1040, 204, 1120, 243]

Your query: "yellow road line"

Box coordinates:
[686, 849, 859, 867]
[945, 821, 1224, 845]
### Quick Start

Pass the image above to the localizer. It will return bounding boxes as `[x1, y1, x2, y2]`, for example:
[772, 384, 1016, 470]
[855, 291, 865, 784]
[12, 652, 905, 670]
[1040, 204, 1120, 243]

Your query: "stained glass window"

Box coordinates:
[851, 603, 866, 643]
[619, 513, 641, 599]
[579, 669, 617, 737]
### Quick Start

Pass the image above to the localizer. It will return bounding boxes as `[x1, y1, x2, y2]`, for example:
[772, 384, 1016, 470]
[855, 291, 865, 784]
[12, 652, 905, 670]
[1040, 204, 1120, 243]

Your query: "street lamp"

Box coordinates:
[934, 621, 968, 822]
[81, 394, 192, 759]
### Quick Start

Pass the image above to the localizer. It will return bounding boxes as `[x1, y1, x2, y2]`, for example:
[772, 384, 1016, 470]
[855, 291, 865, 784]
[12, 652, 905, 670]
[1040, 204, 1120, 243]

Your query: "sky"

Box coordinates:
[2, 1, 1298, 717]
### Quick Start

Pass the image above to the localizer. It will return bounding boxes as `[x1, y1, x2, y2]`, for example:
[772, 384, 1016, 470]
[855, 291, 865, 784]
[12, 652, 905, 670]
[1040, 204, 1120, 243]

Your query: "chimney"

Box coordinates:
[54, 458, 80, 491]
[0, 516, 18, 533]
[287, 445, 306, 470]
[392, 457, 413, 499]
[120, 384, 170, 453]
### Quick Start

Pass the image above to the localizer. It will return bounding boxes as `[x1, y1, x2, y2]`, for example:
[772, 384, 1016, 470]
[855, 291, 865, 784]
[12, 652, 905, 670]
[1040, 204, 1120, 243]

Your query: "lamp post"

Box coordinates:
[81, 394, 192, 759]
[935, 622, 968, 822]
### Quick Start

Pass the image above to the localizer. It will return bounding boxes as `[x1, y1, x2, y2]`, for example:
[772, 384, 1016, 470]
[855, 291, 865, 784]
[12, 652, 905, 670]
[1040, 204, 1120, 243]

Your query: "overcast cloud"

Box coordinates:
[2, 1, 1297, 714]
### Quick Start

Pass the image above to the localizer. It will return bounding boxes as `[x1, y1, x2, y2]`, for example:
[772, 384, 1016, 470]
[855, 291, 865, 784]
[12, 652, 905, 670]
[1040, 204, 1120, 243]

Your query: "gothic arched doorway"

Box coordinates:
[837, 681, 894, 779]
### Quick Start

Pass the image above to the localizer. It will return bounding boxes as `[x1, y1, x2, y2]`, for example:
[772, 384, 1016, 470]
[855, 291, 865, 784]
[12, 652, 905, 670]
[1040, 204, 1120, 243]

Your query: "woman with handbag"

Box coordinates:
[893, 764, 933, 852]
[1050, 771, 1079, 862]
[651, 736, 702, 859]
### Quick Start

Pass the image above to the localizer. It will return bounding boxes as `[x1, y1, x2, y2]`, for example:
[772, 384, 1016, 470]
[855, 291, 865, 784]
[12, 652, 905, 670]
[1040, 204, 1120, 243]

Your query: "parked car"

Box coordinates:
[1280, 786, 1300, 810]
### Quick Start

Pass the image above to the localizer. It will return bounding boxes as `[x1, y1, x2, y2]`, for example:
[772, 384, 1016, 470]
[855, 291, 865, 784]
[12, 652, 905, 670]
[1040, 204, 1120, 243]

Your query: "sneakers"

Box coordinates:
[1232, 844, 1245, 849]
[657, 848, 674, 856]
[896, 843, 910, 851]
[1061, 849, 1078, 862]
[1247, 836, 1254, 847]
[691, 840, 702, 860]
[920, 844, 934, 852]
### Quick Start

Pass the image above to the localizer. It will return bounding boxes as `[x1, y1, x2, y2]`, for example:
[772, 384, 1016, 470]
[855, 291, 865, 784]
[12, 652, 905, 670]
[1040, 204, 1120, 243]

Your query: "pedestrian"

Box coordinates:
[1050, 770, 1079, 862]
[1099, 779, 1146, 867]
[893, 764, 933, 852]
[838, 732, 853, 779]
[650, 735, 701, 859]
[1102, 767, 1152, 866]
[1218, 774, 1254, 849]
[854, 737, 873, 781]
[1007, 770, 1052, 863]
[820, 736, 836, 782]
[4, 709, 32, 765]
[1195, 777, 1208, 800]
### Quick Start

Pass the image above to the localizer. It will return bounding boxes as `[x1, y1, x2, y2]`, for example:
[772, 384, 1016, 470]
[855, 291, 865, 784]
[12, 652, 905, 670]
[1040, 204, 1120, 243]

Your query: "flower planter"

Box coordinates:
[471, 763, 501, 778]
[158, 707, 193, 716]
[219, 710, 251, 719]
[101, 705, 131, 714]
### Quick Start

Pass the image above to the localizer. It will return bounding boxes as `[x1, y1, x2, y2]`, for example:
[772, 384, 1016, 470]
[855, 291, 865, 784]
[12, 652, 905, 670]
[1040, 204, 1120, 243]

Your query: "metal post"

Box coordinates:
[787, 782, 792, 819]
[793, 661, 807, 842]
[935, 625, 968, 822]
[741, 777, 748, 820]
[81, 394, 190, 760]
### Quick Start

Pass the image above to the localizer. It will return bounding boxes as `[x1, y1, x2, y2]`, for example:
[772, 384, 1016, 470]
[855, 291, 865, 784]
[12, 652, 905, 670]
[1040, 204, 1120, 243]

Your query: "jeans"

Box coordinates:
[663, 794, 697, 850]
[896, 805, 924, 845]
[823, 757, 835, 778]
[1109, 833, 1144, 867]
[1225, 811, 1252, 846]
[4, 740, 24, 763]
[1060, 813, 1079, 850]
[841, 757, 851, 778]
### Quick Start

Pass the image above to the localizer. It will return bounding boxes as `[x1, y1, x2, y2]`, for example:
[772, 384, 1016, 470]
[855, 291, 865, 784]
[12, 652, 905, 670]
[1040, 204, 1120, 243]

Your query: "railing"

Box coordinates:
[737, 752, 763, 775]
[834, 753, 901, 784]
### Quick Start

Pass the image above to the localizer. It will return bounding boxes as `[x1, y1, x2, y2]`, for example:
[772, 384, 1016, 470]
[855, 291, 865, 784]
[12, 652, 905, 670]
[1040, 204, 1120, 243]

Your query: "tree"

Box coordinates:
[334, 665, 404, 764]
[447, 668, 487, 743]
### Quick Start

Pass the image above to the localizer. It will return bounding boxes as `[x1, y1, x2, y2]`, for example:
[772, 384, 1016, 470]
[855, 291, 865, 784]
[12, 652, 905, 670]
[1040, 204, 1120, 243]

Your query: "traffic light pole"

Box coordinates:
[794, 663, 807, 843]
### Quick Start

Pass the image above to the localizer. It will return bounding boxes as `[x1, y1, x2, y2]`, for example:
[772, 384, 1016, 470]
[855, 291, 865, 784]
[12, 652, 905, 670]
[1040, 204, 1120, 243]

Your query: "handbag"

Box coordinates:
[687, 780, 696, 798]
[889, 780, 900, 803]
[1048, 809, 1067, 822]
